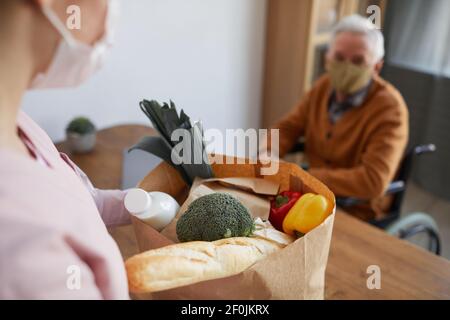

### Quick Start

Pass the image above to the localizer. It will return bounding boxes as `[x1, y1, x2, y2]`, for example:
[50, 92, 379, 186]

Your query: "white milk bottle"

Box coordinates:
[124, 188, 179, 231]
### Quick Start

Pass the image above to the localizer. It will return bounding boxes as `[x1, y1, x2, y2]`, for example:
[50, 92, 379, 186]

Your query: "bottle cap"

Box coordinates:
[124, 188, 151, 217]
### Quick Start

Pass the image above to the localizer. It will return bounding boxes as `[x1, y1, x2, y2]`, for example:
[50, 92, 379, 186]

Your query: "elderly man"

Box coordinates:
[269, 15, 409, 221]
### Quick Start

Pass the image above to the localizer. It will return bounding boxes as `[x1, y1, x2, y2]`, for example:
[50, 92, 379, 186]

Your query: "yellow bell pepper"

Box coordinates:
[282, 193, 331, 236]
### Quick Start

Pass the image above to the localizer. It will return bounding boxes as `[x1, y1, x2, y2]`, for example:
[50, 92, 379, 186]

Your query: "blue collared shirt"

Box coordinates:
[328, 80, 372, 124]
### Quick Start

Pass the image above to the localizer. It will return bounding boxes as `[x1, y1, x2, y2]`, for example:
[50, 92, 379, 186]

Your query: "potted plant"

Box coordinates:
[66, 117, 97, 154]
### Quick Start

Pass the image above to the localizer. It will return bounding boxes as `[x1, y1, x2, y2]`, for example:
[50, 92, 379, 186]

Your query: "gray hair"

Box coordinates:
[331, 14, 385, 64]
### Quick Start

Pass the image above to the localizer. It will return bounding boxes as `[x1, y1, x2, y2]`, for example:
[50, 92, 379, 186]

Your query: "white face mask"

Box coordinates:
[29, 0, 119, 89]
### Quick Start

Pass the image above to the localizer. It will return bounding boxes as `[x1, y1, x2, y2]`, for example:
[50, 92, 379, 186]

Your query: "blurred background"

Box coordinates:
[23, 0, 268, 142]
[22, 0, 450, 257]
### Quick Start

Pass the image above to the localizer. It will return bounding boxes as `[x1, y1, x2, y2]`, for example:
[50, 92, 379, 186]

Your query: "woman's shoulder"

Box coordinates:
[17, 111, 58, 152]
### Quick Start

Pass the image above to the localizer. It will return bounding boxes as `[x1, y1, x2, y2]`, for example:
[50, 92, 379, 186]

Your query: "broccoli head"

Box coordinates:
[176, 193, 255, 242]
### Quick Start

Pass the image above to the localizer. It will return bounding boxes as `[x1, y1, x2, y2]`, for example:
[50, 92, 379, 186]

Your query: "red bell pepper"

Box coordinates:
[269, 191, 302, 231]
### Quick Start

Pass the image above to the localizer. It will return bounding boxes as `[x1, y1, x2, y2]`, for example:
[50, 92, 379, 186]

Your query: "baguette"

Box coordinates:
[125, 237, 286, 293]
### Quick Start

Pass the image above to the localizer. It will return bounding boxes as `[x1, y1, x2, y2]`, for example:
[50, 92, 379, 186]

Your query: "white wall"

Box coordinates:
[22, 0, 268, 143]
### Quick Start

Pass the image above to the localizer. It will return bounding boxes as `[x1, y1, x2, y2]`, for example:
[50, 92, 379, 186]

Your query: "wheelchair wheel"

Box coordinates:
[386, 212, 441, 255]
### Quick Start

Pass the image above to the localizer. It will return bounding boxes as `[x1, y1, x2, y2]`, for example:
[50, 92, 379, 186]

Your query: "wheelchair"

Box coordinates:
[288, 143, 441, 255]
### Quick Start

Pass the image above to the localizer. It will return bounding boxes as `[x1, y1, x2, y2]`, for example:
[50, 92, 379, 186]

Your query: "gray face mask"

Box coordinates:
[29, 0, 119, 90]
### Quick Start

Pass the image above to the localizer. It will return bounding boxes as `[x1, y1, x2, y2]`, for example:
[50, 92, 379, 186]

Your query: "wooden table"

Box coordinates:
[56, 125, 450, 300]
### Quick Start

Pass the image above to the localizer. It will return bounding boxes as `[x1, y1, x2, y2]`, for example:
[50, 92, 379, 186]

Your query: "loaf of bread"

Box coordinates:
[125, 237, 286, 293]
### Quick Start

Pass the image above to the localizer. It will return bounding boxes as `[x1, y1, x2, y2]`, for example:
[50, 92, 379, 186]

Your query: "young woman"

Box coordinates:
[0, 0, 130, 299]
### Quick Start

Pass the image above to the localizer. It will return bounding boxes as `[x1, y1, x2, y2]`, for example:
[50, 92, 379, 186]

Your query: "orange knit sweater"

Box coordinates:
[271, 74, 409, 221]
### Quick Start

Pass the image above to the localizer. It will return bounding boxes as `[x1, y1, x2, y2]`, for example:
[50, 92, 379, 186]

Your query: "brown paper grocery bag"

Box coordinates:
[131, 157, 335, 300]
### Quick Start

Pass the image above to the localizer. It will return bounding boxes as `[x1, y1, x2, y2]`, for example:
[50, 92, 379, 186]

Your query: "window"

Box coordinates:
[386, 0, 450, 77]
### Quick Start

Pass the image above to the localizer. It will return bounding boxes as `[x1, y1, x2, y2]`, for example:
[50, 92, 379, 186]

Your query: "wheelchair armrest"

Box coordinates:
[288, 142, 407, 207]
[336, 197, 367, 207]
[336, 181, 406, 208]
[414, 144, 436, 156]
[385, 181, 406, 195]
